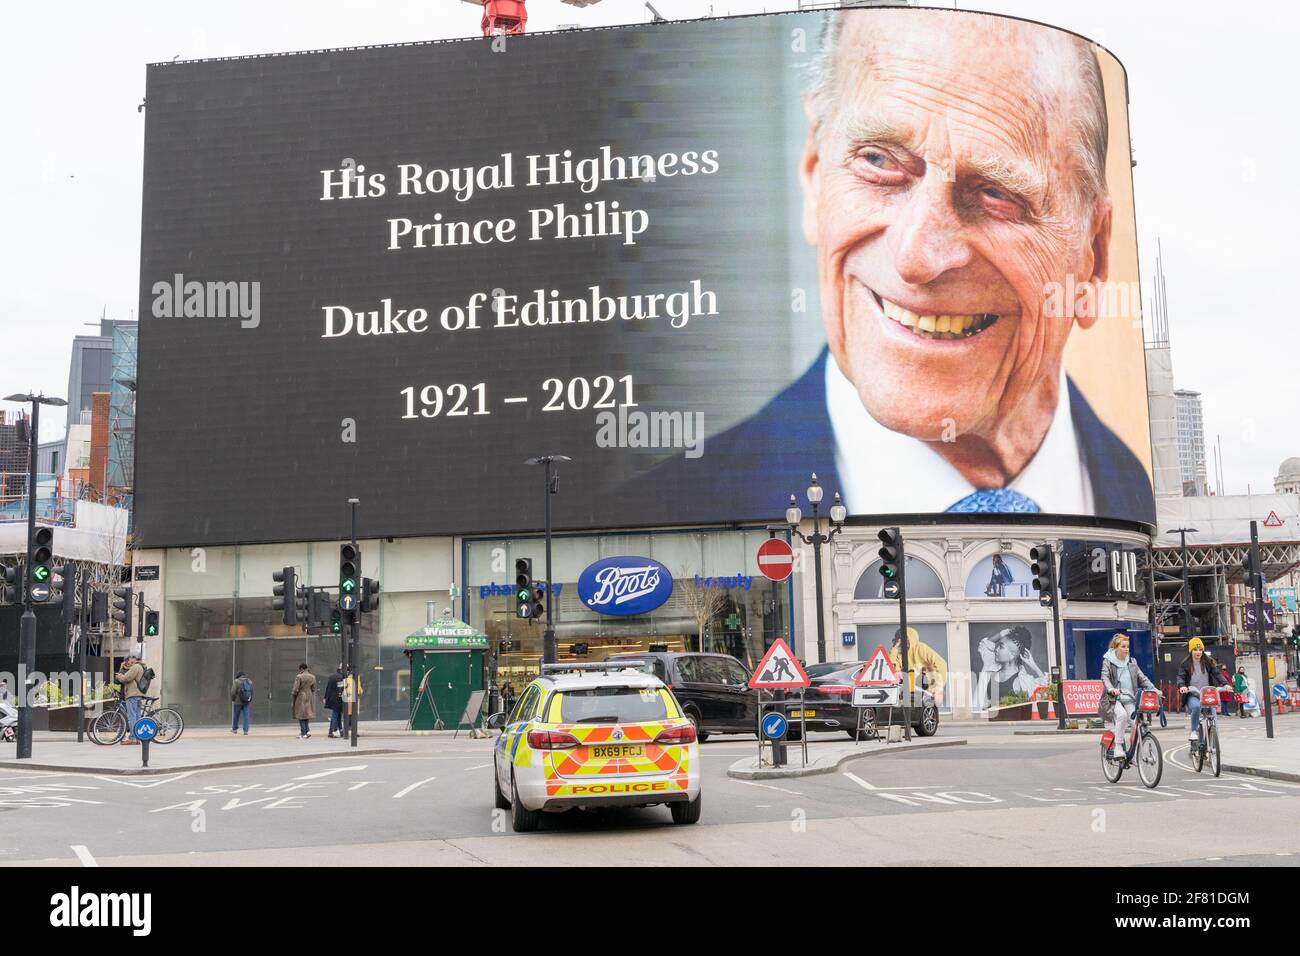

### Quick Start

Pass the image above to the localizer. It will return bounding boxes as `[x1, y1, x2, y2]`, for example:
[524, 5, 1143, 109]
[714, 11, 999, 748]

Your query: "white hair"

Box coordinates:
[807, 10, 1109, 207]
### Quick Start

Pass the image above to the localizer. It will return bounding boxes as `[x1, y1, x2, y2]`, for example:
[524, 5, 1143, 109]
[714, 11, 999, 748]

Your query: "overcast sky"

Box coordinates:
[2, 0, 1295, 495]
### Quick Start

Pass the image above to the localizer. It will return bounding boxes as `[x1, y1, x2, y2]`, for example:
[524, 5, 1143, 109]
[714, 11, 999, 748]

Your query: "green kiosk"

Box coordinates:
[405, 619, 489, 732]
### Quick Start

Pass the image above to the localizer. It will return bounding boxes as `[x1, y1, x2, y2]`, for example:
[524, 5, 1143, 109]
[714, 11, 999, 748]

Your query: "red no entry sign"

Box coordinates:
[757, 538, 795, 582]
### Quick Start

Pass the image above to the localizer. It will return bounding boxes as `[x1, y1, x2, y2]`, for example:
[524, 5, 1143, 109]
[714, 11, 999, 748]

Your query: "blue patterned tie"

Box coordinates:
[946, 489, 1040, 513]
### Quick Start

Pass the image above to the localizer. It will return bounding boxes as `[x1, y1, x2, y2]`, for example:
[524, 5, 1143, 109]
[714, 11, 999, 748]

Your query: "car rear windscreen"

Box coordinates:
[559, 687, 669, 724]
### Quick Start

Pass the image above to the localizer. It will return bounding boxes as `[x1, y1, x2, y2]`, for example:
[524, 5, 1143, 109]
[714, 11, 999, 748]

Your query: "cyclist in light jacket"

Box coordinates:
[1099, 633, 1156, 760]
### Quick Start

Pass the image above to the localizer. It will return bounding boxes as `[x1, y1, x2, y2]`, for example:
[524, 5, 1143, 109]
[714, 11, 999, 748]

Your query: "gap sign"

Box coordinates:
[577, 556, 673, 617]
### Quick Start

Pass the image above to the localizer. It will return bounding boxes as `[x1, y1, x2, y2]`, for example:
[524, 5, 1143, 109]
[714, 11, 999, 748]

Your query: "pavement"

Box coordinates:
[727, 737, 966, 778]
[0, 722, 422, 775]
[1214, 715, 1300, 782]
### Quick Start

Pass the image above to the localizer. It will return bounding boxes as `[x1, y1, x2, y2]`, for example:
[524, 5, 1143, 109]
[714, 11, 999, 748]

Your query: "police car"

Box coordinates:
[488, 663, 702, 832]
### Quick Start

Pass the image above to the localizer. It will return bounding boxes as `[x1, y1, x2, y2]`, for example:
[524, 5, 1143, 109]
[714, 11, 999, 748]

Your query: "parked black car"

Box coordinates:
[605, 652, 757, 740]
[783, 662, 940, 739]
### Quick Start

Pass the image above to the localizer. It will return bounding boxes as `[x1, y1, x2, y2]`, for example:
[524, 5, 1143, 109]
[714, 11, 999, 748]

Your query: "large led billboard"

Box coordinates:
[135, 8, 1154, 548]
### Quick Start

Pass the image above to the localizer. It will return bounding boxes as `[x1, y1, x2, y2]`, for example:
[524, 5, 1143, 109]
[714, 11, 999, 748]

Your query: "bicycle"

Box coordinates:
[1101, 688, 1163, 789]
[1187, 686, 1222, 777]
[89, 692, 185, 745]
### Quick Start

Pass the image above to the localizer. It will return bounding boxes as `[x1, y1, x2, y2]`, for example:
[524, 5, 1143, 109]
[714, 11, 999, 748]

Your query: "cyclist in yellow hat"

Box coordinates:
[1178, 637, 1227, 745]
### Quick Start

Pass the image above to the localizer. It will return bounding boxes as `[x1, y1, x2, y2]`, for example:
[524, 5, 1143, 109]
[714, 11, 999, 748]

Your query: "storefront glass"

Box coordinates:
[465, 528, 793, 693]
[162, 539, 451, 726]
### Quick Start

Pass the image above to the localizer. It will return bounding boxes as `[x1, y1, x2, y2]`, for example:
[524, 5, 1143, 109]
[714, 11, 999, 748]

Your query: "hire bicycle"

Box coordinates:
[1188, 686, 1222, 777]
[89, 691, 185, 745]
[1101, 688, 1164, 788]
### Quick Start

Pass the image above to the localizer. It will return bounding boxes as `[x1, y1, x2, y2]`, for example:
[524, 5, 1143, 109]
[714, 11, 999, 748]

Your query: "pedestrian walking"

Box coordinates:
[231, 671, 254, 735]
[1219, 665, 1234, 715]
[1234, 667, 1249, 719]
[502, 681, 516, 716]
[291, 663, 316, 739]
[0, 677, 9, 702]
[115, 653, 146, 745]
[341, 668, 363, 737]
[324, 663, 345, 738]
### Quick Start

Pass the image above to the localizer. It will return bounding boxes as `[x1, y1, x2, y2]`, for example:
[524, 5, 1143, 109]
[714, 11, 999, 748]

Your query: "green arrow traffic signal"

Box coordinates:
[341, 578, 356, 592]
[31, 565, 50, 583]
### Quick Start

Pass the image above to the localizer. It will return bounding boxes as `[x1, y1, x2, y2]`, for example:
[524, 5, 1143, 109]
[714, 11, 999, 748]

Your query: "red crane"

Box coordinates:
[461, 0, 607, 37]
[462, 0, 528, 36]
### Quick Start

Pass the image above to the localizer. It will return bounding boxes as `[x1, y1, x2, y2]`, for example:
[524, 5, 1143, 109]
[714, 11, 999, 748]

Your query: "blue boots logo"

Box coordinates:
[578, 556, 673, 616]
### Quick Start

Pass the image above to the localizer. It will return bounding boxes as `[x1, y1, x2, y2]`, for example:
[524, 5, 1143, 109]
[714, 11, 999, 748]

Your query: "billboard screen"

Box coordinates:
[135, 8, 1153, 547]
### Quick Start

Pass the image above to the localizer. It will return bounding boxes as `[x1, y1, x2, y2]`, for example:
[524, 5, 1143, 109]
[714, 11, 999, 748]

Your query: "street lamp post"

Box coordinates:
[4, 392, 69, 760]
[525, 455, 570, 665]
[786, 474, 846, 664]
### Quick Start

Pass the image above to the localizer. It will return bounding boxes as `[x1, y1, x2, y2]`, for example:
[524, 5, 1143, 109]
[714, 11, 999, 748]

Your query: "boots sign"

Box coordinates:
[577, 556, 673, 616]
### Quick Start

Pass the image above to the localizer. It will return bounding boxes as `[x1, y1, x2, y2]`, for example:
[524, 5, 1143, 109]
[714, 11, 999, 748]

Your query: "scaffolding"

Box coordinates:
[1151, 540, 1300, 645]
[107, 322, 137, 513]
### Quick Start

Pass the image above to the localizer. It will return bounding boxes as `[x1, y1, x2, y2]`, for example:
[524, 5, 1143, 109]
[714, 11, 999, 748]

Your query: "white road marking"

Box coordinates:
[294, 764, 368, 780]
[841, 772, 945, 792]
[70, 845, 97, 867]
[392, 777, 437, 799]
[733, 780, 803, 796]
[464, 763, 493, 770]
[94, 772, 196, 788]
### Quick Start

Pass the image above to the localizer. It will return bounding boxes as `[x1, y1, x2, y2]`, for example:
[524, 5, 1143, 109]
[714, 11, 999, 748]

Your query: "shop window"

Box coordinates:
[855, 557, 944, 600]
[964, 554, 1035, 598]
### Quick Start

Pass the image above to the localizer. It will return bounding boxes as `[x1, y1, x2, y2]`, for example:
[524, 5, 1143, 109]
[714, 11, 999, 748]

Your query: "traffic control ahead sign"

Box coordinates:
[749, 638, 809, 689]
[855, 645, 899, 687]
[1061, 680, 1105, 716]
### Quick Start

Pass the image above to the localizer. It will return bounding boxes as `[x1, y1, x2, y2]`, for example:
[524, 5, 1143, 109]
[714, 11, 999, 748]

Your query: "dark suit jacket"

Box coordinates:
[632, 351, 1155, 526]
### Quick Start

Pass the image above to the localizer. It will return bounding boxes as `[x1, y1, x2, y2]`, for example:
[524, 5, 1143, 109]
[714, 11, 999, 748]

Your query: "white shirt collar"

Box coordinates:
[825, 358, 1093, 514]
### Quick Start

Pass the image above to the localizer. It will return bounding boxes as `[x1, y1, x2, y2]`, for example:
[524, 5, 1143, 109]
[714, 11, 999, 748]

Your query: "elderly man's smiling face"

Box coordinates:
[802, 13, 1112, 478]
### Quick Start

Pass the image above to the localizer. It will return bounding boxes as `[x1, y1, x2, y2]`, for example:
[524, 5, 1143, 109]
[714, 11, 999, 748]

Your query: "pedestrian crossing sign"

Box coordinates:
[748, 638, 810, 689]
[855, 645, 900, 687]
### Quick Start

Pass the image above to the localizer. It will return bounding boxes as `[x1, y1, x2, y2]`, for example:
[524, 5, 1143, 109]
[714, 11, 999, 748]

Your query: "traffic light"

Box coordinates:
[30, 525, 53, 587]
[330, 608, 342, 635]
[295, 585, 309, 625]
[515, 558, 534, 619]
[532, 583, 546, 621]
[361, 577, 381, 614]
[111, 586, 133, 637]
[305, 588, 327, 629]
[144, 610, 160, 637]
[48, 560, 67, 608]
[340, 544, 360, 598]
[272, 566, 297, 626]
[1243, 544, 1262, 592]
[1290, 625, 1300, 648]
[1030, 544, 1056, 607]
[90, 590, 109, 626]
[877, 527, 903, 599]
[1, 562, 20, 604]
[61, 561, 78, 628]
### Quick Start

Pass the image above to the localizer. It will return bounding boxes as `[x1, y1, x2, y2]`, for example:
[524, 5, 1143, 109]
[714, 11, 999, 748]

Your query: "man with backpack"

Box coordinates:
[115, 652, 150, 745]
[230, 671, 254, 735]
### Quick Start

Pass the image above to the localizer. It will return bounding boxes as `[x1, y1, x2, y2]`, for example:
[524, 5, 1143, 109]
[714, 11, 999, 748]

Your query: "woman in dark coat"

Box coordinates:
[324, 664, 345, 738]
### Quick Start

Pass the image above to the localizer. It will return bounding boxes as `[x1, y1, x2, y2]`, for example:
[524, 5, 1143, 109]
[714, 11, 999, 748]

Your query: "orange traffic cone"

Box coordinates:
[1046, 699, 1056, 720]
[1030, 694, 1041, 720]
